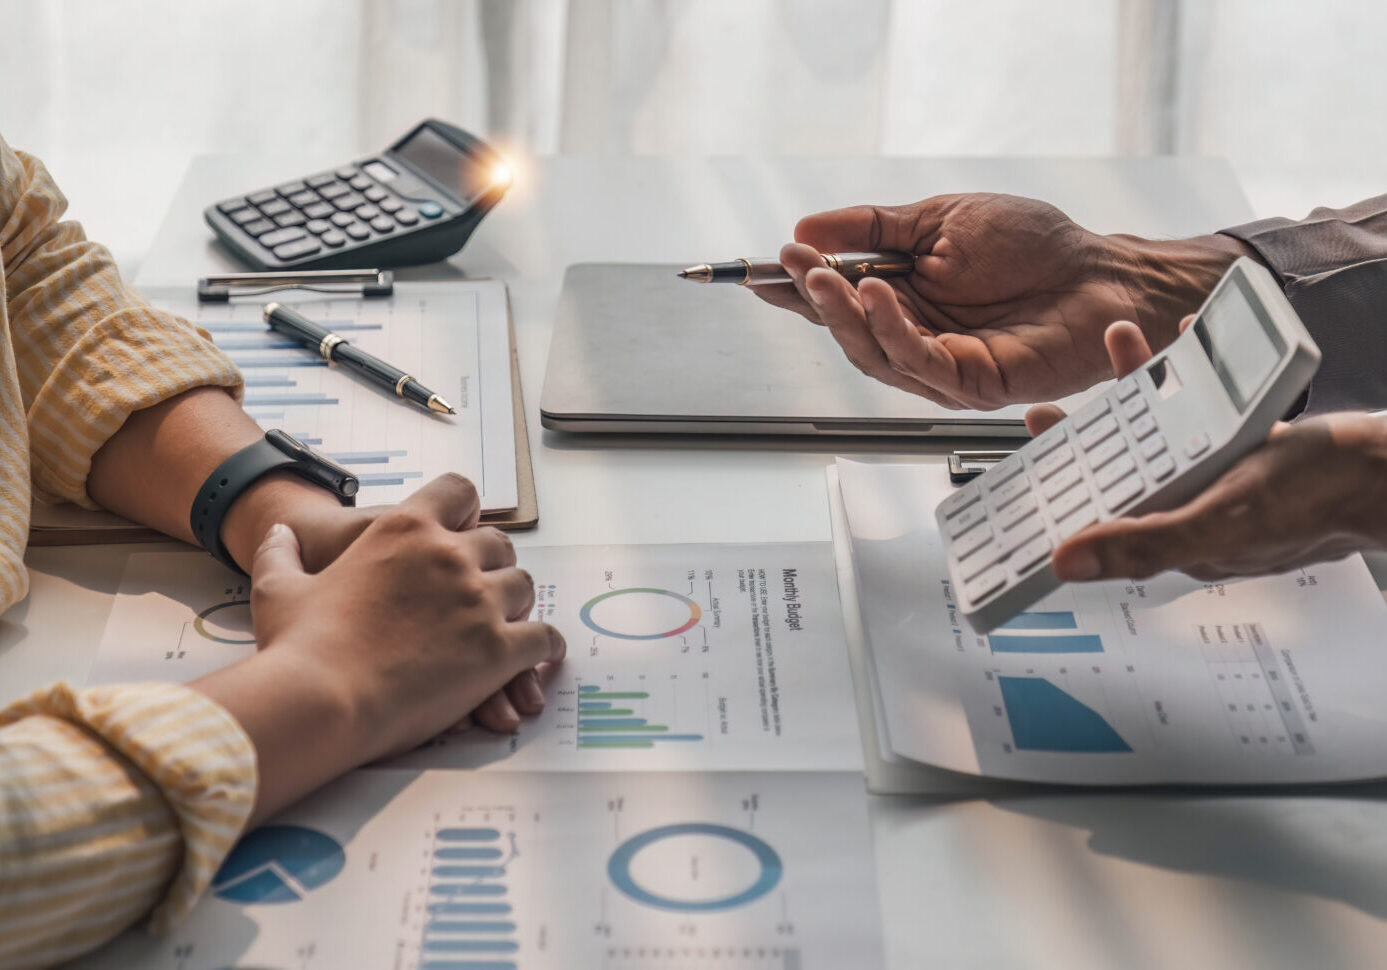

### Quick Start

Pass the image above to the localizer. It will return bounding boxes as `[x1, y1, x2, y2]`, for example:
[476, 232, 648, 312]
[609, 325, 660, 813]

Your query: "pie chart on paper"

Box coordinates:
[212, 825, 345, 904]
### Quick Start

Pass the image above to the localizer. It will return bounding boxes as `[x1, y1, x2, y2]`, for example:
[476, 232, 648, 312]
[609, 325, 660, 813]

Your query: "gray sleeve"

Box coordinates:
[1219, 196, 1387, 414]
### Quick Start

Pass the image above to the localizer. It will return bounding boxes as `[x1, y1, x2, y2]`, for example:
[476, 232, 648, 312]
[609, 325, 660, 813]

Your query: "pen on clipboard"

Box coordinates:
[263, 302, 456, 415]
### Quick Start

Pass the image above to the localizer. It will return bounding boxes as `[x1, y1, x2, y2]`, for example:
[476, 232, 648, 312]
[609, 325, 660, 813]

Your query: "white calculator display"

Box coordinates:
[937, 258, 1321, 633]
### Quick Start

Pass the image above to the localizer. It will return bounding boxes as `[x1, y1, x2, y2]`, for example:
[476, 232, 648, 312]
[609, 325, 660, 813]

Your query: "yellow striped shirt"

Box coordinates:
[0, 136, 257, 968]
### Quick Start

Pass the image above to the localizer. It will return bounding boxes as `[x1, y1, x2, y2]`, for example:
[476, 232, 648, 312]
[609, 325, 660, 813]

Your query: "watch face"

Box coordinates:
[266, 428, 307, 458]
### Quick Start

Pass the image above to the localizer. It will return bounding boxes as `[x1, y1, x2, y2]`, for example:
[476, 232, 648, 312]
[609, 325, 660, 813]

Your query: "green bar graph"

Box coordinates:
[575, 683, 703, 750]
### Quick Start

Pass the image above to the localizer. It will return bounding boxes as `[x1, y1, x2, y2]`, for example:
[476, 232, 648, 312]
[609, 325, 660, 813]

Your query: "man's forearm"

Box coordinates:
[86, 386, 342, 571]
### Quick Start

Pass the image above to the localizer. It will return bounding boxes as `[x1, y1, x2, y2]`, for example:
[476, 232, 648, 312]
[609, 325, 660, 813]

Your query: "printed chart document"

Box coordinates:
[70, 769, 883, 970]
[34, 281, 517, 527]
[836, 458, 1387, 785]
[89, 543, 863, 772]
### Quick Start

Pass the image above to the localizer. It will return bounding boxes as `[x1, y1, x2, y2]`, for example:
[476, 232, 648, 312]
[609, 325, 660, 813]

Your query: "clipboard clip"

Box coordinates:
[948, 449, 1016, 484]
[197, 269, 394, 303]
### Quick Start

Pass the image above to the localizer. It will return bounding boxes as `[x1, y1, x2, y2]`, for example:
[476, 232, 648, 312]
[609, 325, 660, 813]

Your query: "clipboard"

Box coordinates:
[28, 285, 537, 546]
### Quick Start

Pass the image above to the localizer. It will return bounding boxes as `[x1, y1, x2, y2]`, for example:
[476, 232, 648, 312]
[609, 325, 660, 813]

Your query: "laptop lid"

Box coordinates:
[541, 263, 1062, 436]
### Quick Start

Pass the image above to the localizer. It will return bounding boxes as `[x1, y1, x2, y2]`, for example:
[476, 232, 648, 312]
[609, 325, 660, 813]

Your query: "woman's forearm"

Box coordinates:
[86, 386, 342, 570]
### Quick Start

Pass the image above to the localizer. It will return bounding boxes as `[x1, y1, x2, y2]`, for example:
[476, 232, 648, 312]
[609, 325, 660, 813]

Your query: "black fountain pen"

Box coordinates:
[678, 251, 913, 285]
[263, 302, 455, 415]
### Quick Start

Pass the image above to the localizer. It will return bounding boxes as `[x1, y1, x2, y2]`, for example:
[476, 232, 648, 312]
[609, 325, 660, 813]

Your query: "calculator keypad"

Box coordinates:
[213, 161, 440, 265]
[945, 376, 1184, 609]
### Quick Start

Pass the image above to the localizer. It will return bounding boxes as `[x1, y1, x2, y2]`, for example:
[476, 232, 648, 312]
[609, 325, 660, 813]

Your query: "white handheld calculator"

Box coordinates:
[937, 258, 1321, 633]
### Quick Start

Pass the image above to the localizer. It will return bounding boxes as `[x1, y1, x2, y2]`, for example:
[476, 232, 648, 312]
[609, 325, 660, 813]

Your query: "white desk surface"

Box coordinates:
[13, 156, 1387, 969]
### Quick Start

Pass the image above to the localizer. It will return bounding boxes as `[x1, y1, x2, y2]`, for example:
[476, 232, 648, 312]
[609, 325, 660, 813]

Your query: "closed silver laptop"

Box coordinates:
[541, 262, 1055, 437]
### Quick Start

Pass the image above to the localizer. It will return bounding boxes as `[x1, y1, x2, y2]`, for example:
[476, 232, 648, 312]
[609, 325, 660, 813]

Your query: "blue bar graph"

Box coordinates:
[579, 718, 648, 728]
[246, 411, 285, 422]
[437, 828, 501, 842]
[998, 611, 1078, 630]
[423, 941, 518, 954]
[433, 865, 507, 879]
[435, 847, 504, 861]
[428, 902, 512, 915]
[243, 374, 297, 388]
[327, 450, 409, 464]
[359, 471, 425, 487]
[579, 685, 601, 693]
[244, 393, 339, 407]
[228, 356, 327, 369]
[215, 336, 302, 351]
[578, 734, 704, 744]
[426, 922, 516, 934]
[424, 826, 517, 968]
[431, 883, 507, 897]
[204, 320, 382, 333]
[288, 433, 322, 445]
[989, 634, 1104, 654]
[579, 701, 612, 711]
[998, 676, 1131, 753]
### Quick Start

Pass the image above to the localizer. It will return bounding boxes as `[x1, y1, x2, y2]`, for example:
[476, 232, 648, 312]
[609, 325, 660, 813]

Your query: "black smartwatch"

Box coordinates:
[191, 430, 359, 574]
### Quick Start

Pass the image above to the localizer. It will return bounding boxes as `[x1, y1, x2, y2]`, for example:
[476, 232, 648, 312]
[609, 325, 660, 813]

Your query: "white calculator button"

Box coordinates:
[964, 565, 1008, 604]
[1140, 434, 1168, 460]
[1001, 514, 1045, 552]
[997, 494, 1038, 532]
[940, 485, 982, 519]
[1056, 502, 1099, 539]
[1034, 444, 1075, 481]
[988, 475, 1030, 511]
[946, 502, 988, 538]
[1184, 432, 1211, 458]
[988, 456, 1025, 487]
[1148, 452, 1176, 482]
[1042, 463, 1084, 501]
[959, 539, 1007, 581]
[1129, 413, 1158, 441]
[1122, 395, 1149, 420]
[1047, 482, 1092, 523]
[1031, 429, 1068, 460]
[1073, 399, 1112, 431]
[1094, 454, 1137, 491]
[952, 522, 993, 560]
[1085, 434, 1128, 471]
[1010, 534, 1052, 575]
[1102, 474, 1145, 511]
[1116, 376, 1141, 401]
[1078, 415, 1119, 450]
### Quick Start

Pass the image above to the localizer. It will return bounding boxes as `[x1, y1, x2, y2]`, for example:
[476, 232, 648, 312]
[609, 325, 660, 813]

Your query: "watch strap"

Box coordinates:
[191, 430, 358, 574]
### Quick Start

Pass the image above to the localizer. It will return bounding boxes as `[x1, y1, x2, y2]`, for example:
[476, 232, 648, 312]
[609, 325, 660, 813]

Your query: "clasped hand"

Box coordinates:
[252, 474, 564, 755]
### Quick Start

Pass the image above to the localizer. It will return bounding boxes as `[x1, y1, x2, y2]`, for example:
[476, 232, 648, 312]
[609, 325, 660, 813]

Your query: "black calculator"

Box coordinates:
[204, 119, 510, 271]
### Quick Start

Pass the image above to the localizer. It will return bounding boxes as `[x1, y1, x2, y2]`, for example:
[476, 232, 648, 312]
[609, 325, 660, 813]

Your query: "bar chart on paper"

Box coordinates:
[145, 282, 518, 512]
[837, 460, 1387, 785]
[68, 771, 883, 970]
[388, 543, 864, 773]
[575, 682, 705, 749]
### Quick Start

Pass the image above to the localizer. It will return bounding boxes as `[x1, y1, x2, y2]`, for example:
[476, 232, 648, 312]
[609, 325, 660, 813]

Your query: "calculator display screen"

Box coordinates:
[393, 126, 492, 203]
[1193, 273, 1286, 411]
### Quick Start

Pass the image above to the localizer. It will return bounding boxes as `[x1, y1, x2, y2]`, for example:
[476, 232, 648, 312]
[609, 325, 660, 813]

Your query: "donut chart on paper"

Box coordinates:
[579, 587, 702, 640]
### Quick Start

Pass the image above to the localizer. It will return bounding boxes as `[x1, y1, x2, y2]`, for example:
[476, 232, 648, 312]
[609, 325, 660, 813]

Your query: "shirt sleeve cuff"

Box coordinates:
[0, 680, 258, 931]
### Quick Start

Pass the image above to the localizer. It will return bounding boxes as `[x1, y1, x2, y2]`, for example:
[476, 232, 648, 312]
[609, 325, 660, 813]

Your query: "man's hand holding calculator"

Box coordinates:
[1030, 318, 1387, 585]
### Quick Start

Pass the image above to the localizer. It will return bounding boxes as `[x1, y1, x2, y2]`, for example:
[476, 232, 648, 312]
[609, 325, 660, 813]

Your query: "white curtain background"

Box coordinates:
[1, 0, 1384, 270]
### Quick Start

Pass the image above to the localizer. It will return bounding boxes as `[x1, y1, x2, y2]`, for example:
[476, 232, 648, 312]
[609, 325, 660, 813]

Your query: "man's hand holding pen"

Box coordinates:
[746, 193, 1248, 410]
